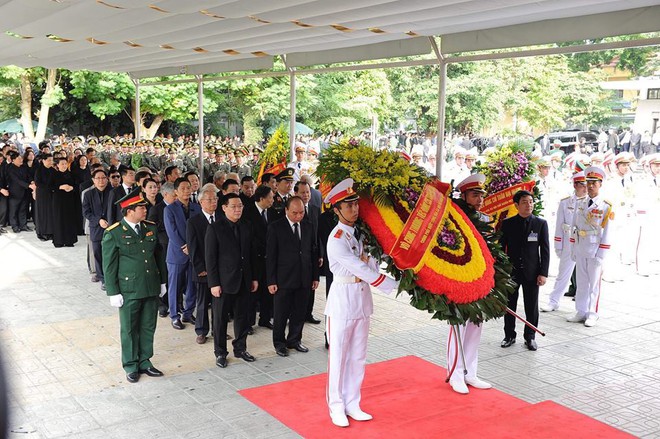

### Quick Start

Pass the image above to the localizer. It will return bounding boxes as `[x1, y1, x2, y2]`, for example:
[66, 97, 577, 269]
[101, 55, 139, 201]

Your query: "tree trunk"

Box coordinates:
[19, 71, 34, 139]
[34, 68, 57, 143]
[143, 115, 164, 140]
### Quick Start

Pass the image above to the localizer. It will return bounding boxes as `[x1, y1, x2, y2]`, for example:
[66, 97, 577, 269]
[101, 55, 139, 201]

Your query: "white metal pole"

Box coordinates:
[290, 68, 296, 161]
[134, 78, 141, 141]
[436, 59, 446, 179]
[197, 76, 205, 183]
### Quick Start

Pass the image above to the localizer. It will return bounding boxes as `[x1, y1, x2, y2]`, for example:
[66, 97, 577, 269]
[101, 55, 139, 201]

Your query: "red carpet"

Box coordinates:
[239, 355, 634, 438]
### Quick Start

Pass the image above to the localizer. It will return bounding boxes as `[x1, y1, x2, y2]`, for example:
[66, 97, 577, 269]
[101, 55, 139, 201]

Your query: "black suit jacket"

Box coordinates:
[304, 204, 323, 259]
[186, 212, 212, 283]
[106, 184, 129, 225]
[266, 217, 319, 290]
[7, 164, 31, 199]
[147, 200, 169, 253]
[500, 214, 550, 283]
[205, 216, 257, 294]
[243, 202, 270, 277]
[82, 187, 112, 241]
[318, 209, 338, 275]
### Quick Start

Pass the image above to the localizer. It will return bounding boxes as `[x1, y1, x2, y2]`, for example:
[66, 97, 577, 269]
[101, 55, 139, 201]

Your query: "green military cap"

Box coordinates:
[135, 139, 145, 147]
[87, 137, 98, 146]
[275, 167, 295, 181]
[145, 139, 154, 147]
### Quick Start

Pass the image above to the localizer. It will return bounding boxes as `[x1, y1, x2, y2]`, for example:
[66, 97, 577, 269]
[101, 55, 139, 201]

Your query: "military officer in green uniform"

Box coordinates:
[102, 187, 168, 383]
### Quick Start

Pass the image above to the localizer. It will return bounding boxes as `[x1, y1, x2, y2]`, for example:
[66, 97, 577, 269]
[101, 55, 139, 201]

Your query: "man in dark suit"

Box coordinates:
[186, 183, 218, 344]
[106, 167, 136, 225]
[6, 151, 36, 232]
[243, 184, 275, 330]
[147, 182, 176, 317]
[205, 193, 259, 368]
[267, 196, 320, 357]
[164, 177, 201, 330]
[82, 169, 112, 288]
[500, 190, 550, 351]
[294, 180, 323, 324]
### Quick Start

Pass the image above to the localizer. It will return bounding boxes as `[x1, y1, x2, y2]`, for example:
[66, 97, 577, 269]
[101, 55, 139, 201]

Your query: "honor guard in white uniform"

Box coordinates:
[636, 154, 660, 276]
[447, 173, 492, 394]
[288, 144, 310, 182]
[324, 178, 398, 428]
[568, 167, 613, 327]
[541, 171, 587, 312]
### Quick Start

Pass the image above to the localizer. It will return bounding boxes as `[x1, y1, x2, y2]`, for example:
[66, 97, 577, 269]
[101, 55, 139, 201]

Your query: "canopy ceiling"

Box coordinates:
[0, 0, 658, 78]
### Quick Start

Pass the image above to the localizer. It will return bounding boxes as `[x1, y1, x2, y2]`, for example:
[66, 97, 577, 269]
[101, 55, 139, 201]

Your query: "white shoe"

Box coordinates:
[449, 378, 469, 394]
[346, 409, 373, 421]
[465, 376, 492, 389]
[566, 313, 586, 323]
[584, 316, 599, 327]
[330, 412, 349, 427]
[540, 303, 558, 312]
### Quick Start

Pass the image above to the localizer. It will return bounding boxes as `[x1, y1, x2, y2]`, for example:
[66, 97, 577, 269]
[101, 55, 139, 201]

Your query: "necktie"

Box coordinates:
[134, 224, 141, 236]
[232, 222, 240, 241]
[261, 209, 267, 224]
[305, 205, 308, 216]
[588, 199, 593, 207]
[192, 193, 197, 203]
[297, 162, 301, 169]
[209, 214, 214, 224]
[621, 178, 625, 187]
[654, 178, 657, 187]
[354, 224, 362, 241]
[293, 222, 300, 241]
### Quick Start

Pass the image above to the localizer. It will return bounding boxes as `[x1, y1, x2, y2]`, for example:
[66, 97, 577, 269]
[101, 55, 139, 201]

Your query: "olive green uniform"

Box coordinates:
[102, 219, 167, 374]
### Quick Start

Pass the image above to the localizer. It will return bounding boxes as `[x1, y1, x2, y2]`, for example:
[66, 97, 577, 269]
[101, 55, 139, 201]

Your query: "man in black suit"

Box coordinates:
[205, 193, 259, 368]
[82, 169, 112, 288]
[294, 180, 323, 324]
[147, 182, 176, 317]
[243, 184, 275, 330]
[267, 196, 320, 357]
[106, 167, 136, 225]
[186, 183, 218, 345]
[6, 151, 36, 233]
[500, 190, 550, 351]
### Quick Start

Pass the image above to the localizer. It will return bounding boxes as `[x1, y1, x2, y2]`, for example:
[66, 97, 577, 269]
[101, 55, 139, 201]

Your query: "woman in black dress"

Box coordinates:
[23, 149, 37, 223]
[71, 155, 90, 235]
[51, 157, 78, 247]
[34, 153, 56, 241]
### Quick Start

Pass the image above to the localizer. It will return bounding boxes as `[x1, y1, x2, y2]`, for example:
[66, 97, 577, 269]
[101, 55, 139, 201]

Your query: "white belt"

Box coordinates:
[561, 223, 572, 233]
[577, 229, 599, 237]
[334, 275, 363, 284]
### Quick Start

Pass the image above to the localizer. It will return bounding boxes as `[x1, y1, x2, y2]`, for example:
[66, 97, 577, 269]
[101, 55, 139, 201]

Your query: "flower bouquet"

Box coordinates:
[257, 125, 289, 182]
[317, 139, 514, 325]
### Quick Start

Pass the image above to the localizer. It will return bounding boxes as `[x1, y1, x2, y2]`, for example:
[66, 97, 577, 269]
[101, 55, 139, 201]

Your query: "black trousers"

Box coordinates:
[8, 197, 27, 229]
[194, 280, 212, 337]
[91, 239, 104, 282]
[305, 288, 317, 319]
[0, 195, 8, 226]
[504, 280, 539, 341]
[248, 273, 273, 326]
[273, 287, 308, 349]
[211, 287, 249, 357]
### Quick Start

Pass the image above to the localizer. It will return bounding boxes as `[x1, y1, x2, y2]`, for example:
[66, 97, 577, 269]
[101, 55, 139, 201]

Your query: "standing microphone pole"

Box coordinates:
[506, 307, 546, 337]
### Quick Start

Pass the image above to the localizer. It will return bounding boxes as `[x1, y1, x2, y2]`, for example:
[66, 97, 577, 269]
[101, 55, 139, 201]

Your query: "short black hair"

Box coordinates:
[222, 192, 240, 206]
[90, 163, 103, 171]
[513, 190, 534, 204]
[91, 169, 107, 178]
[135, 170, 151, 182]
[260, 173, 275, 185]
[173, 177, 190, 190]
[285, 195, 303, 209]
[183, 171, 198, 180]
[240, 175, 254, 184]
[142, 177, 157, 188]
[164, 165, 178, 178]
[253, 185, 272, 202]
[294, 181, 309, 192]
[85, 147, 96, 154]
[222, 179, 239, 191]
[120, 166, 135, 177]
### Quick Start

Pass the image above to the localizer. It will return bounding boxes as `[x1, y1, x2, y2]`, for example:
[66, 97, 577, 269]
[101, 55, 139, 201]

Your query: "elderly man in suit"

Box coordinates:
[205, 193, 259, 368]
[267, 196, 320, 357]
[164, 177, 201, 330]
[147, 182, 176, 318]
[186, 183, 218, 344]
[500, 190, 550, 351]
[82, 169, 112, 289]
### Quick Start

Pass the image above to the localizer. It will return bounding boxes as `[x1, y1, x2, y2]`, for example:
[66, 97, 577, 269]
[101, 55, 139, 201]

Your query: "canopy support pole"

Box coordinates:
[196, 75, 205, 183]
[132, 78, 141, 141]
[290, 67, 297, 161]
[430, 38, 446, 179]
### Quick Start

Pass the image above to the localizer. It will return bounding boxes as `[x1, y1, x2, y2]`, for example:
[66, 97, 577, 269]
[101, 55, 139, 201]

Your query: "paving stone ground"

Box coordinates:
[2, 229, 659, 438]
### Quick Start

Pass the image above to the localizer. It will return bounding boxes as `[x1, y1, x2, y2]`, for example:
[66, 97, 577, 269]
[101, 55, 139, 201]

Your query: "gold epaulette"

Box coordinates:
[106, 222, 120, 231]
[560, 196, 570, 202]
[603, 199, 612, 207]
[142, 220, 155, 225]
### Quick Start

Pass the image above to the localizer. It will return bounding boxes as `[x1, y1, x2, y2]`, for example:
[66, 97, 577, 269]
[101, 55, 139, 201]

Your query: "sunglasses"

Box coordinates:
[110, 175, 121, 179]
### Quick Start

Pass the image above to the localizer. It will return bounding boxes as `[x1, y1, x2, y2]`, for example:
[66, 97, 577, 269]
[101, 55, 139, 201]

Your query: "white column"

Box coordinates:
[290, 68, 296, 161]
[197, 76, 205, 183]
[435, 59, 446, 179]
[134, 78, 141, 140]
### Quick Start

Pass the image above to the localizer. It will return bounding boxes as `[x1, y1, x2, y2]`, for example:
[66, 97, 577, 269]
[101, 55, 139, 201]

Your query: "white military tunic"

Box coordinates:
[570, 195, 613, 320]
[325, 222, 397, 417]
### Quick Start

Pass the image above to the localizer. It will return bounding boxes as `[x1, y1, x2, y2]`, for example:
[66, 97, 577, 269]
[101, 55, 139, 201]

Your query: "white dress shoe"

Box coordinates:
[584, 316, 599, 327]
[449, 379, 469, 394]
[566, 313, 586, 323]
[330, 412, 349, 427]
[346, 409, 373, 421]
[465, 377, 492, 389]
[540, 303, 558, 312]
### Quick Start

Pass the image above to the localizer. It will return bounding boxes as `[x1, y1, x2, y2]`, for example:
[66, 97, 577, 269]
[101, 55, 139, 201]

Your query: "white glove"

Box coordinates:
[109, 294, 124, 308]
[160, 284, 167, 297]
[377, 277, 399, 295]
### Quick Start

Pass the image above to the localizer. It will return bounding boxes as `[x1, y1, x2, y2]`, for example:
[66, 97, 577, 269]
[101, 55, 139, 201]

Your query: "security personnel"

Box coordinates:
[102, 187, 168, 383]
[236, 148, 253, 181]
[324, 178, 398, 428]
[568, 166, 613, 327]
[288, 144, 310, 182]
[270, 168, 295, 221]
[447, 173, 492, 394]
[541, 171, 587, 312]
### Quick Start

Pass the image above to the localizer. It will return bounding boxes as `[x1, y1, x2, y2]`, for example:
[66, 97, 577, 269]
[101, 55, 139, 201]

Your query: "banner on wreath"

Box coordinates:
[482, 181, 536, 230]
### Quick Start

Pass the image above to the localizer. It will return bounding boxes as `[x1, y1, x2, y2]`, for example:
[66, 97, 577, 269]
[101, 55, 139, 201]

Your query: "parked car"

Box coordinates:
[535, 130, 598, 155]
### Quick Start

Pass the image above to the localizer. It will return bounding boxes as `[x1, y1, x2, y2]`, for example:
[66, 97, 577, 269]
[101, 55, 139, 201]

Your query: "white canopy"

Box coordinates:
[0, 0, 657, 77]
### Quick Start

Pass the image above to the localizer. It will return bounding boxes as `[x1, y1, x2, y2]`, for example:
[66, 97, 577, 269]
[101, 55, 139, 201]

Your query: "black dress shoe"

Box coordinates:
[258, 321, 274, 330]
[158, 308, 168, 318]
[235, 351, 256, 362]
[564, 291, 576, 297]
[500, 337, 516, 348]
[216, 355, 228, 368]
[138, 366, 164, 377]
[247, 326, 254, 335]
[182, 315, 196, 324]
[171, 318, 185, 330]
[525, 339, 538, 351]
[288, 343, 309, 353]
[12, 227, 20, 233]
[126, 372, 140, 383]
[37, 234, 48, 241]
[20, 226, 32, 232]
[276, 346, 289, 357]
[306, 315, 321, 324]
